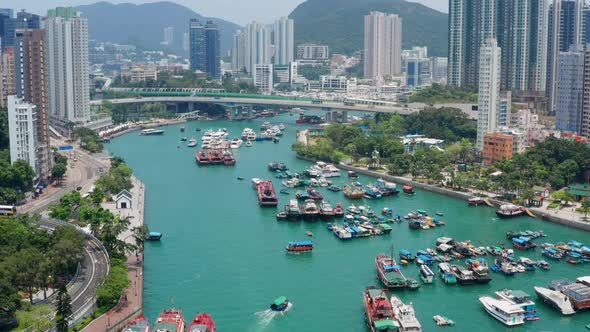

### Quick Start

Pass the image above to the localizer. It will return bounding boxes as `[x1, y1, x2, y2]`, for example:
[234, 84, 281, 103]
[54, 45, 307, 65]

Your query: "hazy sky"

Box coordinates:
[8, 0, 448, 25]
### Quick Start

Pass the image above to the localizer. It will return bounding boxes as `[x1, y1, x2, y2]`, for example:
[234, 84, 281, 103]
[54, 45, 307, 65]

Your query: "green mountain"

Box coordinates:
[76, 1, 241, 53]
[289, 0, 448, 56]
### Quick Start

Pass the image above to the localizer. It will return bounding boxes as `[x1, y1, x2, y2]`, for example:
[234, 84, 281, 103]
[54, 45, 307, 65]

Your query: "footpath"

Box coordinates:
[82, 176, 146, 332]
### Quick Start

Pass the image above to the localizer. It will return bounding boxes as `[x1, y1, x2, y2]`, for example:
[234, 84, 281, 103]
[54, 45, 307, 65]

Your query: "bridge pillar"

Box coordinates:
[341, 111, 348, 123]
[325, 111, 333, 123]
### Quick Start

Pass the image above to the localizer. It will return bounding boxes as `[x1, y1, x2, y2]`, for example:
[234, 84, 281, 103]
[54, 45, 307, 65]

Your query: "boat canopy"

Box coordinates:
[513, 237, 527, 244]
[149, 232, 162, 237]
[373, 319, 399, 330]
[544, 248, 558, 254]
[288, 241, 313, 246]
[384, 264, 401, 271]
[399, 249, 412, 256]
[273, 296, 287, 306]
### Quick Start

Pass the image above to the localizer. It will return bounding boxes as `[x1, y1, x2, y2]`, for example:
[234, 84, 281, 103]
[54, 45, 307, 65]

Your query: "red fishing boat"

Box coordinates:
[208, 149, 223, 164]
[187, 313, 216, 332]
[257, 180, 278, 207]
[122, 314, 149, 332]
[334, 203, 345, 218]
[222, 150, 236, 165]
[195, 150, 209, 165]
[153, 308, 185, 332]
[363, 287, 399, 332]
[403, 185, 414, 194]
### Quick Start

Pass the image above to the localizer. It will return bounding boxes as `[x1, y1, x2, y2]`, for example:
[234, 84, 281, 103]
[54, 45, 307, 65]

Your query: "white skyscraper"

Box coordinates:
[273, 17, 294, 65]
[44, 7, 90, 124]
[254, 64, 274, 93]
[8, 95, 38, 176]
[363, 11, 402, 81]
[182, 32, 189, 52]
[231, 30, 247, 72]
[245, 22, 271, 75]
[163, 27, 174, 45]
[477, 39, 502, 151]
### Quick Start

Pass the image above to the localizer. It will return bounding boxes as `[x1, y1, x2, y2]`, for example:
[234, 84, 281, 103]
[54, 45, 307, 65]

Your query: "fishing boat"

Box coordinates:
[403, 185, 415, 194]
[512, 237, 537, 250]
[466, 258, 492, 284]
[153, 309, 185, 332]
[348, 171, 359, 178]
[432, 315, 454, 326]
[542, 247, 563, 260]
[222, 150, 236, 165]
[492, 258, 519, 276]
[534, 286, 575, 315]
[257, 180, 278, 207]
[270, 296, 289, 312]
[195, 150, 209, 164]
[363, 287, 400, 332]
[399, 249, 415, 262]
[450, 265, 476, 285]
[140, 128, 165, 136]
[549, 280, 590, 310]
[518, 257, 537, 271]
[536, 260, 551, 270]
[376, 254, 408, 289]
[276, 212, 287, 220]
[306, 187, 323, 201]
[344, 185, 365, 199]
[187, 138, 198, 147]
[334, 203, 345, 218]
[268, 162, 288, 172]
[495, 290, 539, 321]
[419, 265, 435, 284]
[187, 313, 215, 332]
[285, 199, 301, 220]
[468, 197, 485, 206]
[331, 223, 352, 240]
[437, 263, 457, 284]
[147, 232, 162, 241]
[390, 295, 422, 332]
[364, 185, 383, 199]
[327, 185, 342, 192]
[375, 179, 400, 196]
[479, 296, 525, 326]
[122, 314, 150, 332]
[496, 204, 527, 218]
[301, 199, 320, 220]
[285, 240, 313, 252]
[319, 201, 335, 220]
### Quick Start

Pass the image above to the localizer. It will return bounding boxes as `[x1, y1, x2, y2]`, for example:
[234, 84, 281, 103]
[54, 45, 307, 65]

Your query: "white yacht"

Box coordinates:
[139, 128, 164, 135]
[495, 289, 538, 321]
[187, 138, 198, 147]
[390, 295, 422, 332]
[245, 141, 253, 147]
[479, 296, 525, 326]
[534, 286, 575, 315]
[419, 265, 435, 284]
[241, 128, 255, 140]
[230, 138, 243, 149]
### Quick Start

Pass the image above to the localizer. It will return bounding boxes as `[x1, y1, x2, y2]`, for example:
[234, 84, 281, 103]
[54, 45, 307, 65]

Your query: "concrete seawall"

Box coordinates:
[297, 155, 590, 232]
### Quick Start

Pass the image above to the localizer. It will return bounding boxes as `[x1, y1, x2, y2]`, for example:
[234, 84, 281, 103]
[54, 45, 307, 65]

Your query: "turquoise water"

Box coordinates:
[107, 113, 589, 331]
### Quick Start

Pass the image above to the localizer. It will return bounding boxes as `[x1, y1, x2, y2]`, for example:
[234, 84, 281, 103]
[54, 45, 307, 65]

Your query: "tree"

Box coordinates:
[551, 190, 575, 205]
[55, 283, 72, 332]
[11, 248, 43, 303]
[580, 199, 590, 220]
[132, 225, 149, 256]
[54, 153, 68, 166]
[52, 164, 67, 184]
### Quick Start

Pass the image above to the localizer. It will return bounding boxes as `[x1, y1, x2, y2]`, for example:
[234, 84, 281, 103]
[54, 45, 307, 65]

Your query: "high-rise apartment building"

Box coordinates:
[477, 39, 502, 151]
[273, 17, 294, 65]
[581, 47, 590, 139]
[14, 29, 51, 181]
[431, 57, 448, 83]
[555, 48, 585, 133]
[7, 95, 38, 177]
[231, 30, 247, 72]
[254, 64, 273, 93]
[163, 26, 174, 45]
[189, 19, 220, 79]
[245, 22, 271, 75]
[182, 32, 189, 52]
[363, 11, 402, 81]
[44, 7, 90, 124]
[1, 10, 40, 49]
[0, 47, 15, 107]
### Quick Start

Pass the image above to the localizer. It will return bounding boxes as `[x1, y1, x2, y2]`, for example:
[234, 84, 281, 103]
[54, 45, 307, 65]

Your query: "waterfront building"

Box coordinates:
[0, 47, 15, 107]
[273, 17, 294, 65]
[363, 11, 402, 81]
[163, 26, 174, 46]
[13, 28, 51, 181]
[254, 64, 273, 93]
[44, 7, 90, 124]
[297, 44, 329, 60]
[482, 132, 514, 166]
[7, 95, 39, 178]
[547, 0, 585, 114]
[555, 48, 584, 133]
[477, 39, 502, 151]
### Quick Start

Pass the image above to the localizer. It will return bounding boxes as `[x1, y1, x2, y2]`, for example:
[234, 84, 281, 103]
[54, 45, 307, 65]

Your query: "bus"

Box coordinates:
[0, 205, 16, 217]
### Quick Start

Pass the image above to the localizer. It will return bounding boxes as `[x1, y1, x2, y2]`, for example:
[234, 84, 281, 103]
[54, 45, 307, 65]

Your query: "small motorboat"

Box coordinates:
[237, 177, 244, 181]
[147, 232, 162, 241]
[181, 137, 188, 141]
[270, 296, 289, 311]
[196, 128, 202, 132]
[280, 189, 290, 195]
[306, 230, 313, 237]
[246, 141, 253, 147]
[435, 211, 444, 216]
[276, 212, 287, 221]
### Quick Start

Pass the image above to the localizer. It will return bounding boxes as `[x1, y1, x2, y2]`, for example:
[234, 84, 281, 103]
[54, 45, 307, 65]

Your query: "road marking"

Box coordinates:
[71, 243, 96, 304]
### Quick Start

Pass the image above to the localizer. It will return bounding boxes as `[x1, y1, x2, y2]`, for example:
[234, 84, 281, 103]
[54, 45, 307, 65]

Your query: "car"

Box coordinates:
[76, 186, 82, 191]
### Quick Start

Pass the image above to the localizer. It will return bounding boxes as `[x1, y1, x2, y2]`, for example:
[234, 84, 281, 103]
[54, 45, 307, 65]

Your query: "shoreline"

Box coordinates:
[297, 155, 590, 232]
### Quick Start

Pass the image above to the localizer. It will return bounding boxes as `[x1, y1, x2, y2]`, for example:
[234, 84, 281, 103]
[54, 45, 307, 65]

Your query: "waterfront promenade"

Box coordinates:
[82, 176, 146, 332]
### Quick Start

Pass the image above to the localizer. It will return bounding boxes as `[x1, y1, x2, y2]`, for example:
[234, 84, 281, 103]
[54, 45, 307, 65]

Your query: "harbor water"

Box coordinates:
[107, 113, 589, 331]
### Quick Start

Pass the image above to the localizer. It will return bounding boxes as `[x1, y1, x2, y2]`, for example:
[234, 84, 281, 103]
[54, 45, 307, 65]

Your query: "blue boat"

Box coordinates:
[512, 236, 537, 250]
[326, 223, 333, 230]
[147, 232, 162, 241]
[399, 249, 415, 261]
[270, 296, 289, 311]
[542, 247, 563, 260]
[417, 254, 435, 265]
[364, 185, 382, 199]
[295, 191, 310, 200]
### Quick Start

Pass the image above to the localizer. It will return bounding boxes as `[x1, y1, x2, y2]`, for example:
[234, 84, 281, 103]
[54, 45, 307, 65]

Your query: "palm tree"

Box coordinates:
[131, 225, 150, 256]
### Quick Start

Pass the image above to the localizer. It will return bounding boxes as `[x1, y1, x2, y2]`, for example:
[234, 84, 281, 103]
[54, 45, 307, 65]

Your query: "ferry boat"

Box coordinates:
[229, 138, 242, 149]
[390, 295, 422, 332]
[479, 296, 525, 326]
[187, 138, 198, 147]
[270, 296, 289, 312]
[285, 199, 301, 220]
[403, 185, 415, 194]
[419, 265, 435, 284]
[334, 203, 345, 218]
[534, 286, 575, 315]
[331, 223, 352, 240]
[450, 265, 476, 285]
[363, 287, 400, 332]
[153, 309, 185, 332]
[140, 128, 165, 136]
[376, 254, 408, 289]
[285, 240, 313, 252]
[319, 200, 335, 220]
[496, 204, 527, 218]
[437, 263, 457, 284]
[257, 180, 278, 207]
[122, 314, 150, 332]
[495, 289, 539, 321]
[512, 237, 537, 250]
[187, 313, 215, 332]
[468, 197, 486, 206]
[549, 280, 590, 310]
[301, 199, 320, 220]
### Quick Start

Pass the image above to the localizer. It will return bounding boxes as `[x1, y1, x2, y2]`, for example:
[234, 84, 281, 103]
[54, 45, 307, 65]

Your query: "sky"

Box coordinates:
[8, 0, 448, 25]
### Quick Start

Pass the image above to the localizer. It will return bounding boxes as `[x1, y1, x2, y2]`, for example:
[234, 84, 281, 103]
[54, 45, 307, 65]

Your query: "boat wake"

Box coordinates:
[254, 303, 293, 327]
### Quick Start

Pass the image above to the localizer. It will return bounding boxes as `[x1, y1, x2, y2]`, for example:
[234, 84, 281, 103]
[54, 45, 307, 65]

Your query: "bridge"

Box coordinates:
[92, 88, 477, 121]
